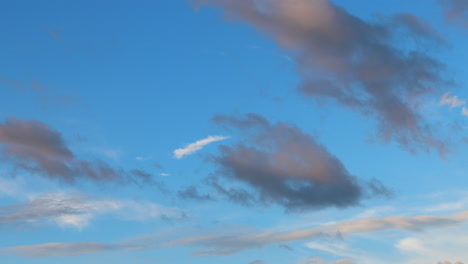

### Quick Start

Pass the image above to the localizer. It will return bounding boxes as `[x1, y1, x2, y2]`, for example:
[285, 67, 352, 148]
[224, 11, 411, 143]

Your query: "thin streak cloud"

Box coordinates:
[173, 135, 230, 159]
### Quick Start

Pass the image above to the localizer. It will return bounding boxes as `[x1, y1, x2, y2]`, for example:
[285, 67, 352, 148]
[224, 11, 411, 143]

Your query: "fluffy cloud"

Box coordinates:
[173, 135, 230, 159]
[0, 118, 157, 184]
[198, 0, 451, 155]
[209, 114, 390, 211]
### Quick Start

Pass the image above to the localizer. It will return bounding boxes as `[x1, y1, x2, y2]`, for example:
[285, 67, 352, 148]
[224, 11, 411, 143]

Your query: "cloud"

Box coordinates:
[439, 0, 468, 28]
[166, 210, 468, 256]
[178, 186, 214, 201]
[136, 156, 152, 161]
[0, 117, 157, 185]
[3, 210, 468, 258]
[296, 256, 355, 264]
[462, 107, 468, 117]
[210, 114, 390, 211]
[173, 135, 230, 159]
[1, 242, 118, 258]
[396, 231, 468, 264]
[440, 93, 466, 108]
[0, 192, 185, 230]
[197, 0, 451, 155]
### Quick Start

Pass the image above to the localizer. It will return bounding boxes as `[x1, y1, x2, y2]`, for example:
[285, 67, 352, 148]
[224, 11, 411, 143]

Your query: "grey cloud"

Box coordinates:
[278, 244, 293, 251]
[211, 114, 390, 211]
[199, 0, 451, 155]
[0, 118, 156, 185]
[178, 185, 215, 201]
[439, 0, 468, 28]
[206, 176, 257, 206]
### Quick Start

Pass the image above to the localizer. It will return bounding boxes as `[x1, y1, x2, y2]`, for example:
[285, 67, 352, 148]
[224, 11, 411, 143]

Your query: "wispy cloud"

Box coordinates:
[4, 209, 468, 258]
[462, 107, 468, 117]
[136, 156, 152, 161]
[173, 135, 230, 159]
[440, 93, 466, 108]
[0, 192, 185, 230]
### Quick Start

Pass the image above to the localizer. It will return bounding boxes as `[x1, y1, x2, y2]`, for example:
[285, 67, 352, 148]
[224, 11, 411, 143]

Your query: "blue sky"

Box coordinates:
[1, 0, 468, 263]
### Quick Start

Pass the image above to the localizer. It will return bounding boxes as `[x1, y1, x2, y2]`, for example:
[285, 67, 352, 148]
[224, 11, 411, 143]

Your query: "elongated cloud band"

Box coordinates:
[173, 135, 230, 159]
[2, 210, 468, 258]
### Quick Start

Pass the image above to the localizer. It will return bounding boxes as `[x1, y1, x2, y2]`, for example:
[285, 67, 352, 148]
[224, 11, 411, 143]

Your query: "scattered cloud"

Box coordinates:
[0, 117, 157, 185]
[440, 93, 466, 108]
[210, 114, 391, 211]
[198, 0, 452, 156]
[173, 135, 230, 159]
[159, 173, 170, 177]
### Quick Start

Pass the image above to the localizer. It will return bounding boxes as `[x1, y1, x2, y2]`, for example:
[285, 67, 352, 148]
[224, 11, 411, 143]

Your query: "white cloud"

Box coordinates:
[462, 107, 468, 117]
[160, 173, 170, 176]
[440, 93, 466, 108]
[395, 231, 468, 264]
[136, 156, 152, 161]
[173, 135, 230, 159]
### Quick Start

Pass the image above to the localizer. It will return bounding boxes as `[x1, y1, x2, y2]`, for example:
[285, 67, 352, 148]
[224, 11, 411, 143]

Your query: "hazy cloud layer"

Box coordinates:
[0, 118, 157, 184]
[0, 192, 185, 230]
[3, 210, 467, 258]
[168, 210, 468, 256]
[199, 0, 451, 155]
[173, 135, 230, 159]
[209, 114, 390, 211]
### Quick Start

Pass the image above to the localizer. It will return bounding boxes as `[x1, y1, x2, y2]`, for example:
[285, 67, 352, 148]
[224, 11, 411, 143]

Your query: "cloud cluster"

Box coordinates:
[205, 114, 390, 211]
[198, 0, 451, 155]
[0, 118, 157, 184]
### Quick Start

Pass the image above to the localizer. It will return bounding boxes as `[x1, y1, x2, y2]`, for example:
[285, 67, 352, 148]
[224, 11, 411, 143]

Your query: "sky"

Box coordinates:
[0, 0, 468, 263]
